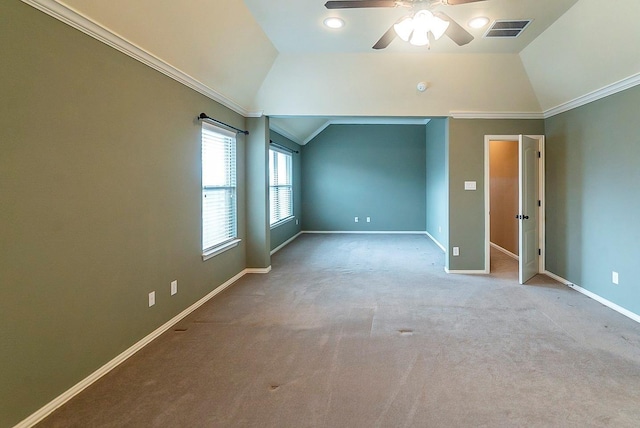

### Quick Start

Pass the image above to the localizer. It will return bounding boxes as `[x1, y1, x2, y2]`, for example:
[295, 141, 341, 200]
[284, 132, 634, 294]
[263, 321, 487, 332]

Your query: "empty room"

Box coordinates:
[2, 0, 640, 426]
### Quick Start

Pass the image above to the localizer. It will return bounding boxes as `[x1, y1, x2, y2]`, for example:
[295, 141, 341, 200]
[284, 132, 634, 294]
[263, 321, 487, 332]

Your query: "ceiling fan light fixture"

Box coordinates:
[394, 10, 450, 45]
[323, 17, 345, 29]
[468, 16, 489, 29]
[409, 30, 430, 47]
[393, 16, 414, 41]
[430, 16, 450, 40]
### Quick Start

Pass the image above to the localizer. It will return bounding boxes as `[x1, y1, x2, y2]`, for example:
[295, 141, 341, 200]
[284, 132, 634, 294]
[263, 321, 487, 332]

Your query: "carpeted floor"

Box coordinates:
[37, 234, 640, 427]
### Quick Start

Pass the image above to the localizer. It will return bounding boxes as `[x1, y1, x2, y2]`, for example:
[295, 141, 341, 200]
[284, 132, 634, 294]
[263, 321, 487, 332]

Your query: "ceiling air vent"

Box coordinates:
[484, 20, 532, 38]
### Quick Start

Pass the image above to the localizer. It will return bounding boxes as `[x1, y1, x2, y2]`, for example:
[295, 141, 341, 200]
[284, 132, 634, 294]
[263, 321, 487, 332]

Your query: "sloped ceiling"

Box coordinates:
[520, 0, 640, 112]
[60, 0, 279, 111]
[44, 0, 640, 143]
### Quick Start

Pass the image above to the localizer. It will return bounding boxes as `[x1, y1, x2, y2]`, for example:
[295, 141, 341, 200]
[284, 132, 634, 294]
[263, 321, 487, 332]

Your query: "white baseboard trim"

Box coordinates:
[444, 268, 489, 275]
[245, 266, 272, 274]
[270, 232, 303, 255]
[490, 242, 519, 260]
[302, 230, 427, 235]
[425, 231, 446, 253]
[544, 270, 640, 324]
[14, 268, 259, 428]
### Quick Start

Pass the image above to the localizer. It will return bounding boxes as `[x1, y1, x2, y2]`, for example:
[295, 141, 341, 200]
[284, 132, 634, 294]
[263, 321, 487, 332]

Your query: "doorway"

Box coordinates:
[484, 135, 545, 284]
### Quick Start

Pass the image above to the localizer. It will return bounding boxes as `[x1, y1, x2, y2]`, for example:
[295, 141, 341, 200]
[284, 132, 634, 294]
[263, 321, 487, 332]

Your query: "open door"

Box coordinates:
[518, 135, 539, 284]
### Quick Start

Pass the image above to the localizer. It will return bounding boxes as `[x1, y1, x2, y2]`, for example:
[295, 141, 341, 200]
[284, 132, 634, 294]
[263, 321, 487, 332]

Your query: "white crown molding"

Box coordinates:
[450, 111, 545, 120]
[303, 117, 431, 145]
[21, 0, 260, 118]
[450, 74, 640, 120]
[269, 123, 304, 145]
[543, 73, 640, 118]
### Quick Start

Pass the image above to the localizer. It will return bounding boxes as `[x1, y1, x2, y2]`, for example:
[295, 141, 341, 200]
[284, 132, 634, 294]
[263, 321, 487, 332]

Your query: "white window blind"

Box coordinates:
[202, 122, 237, 253]
[269, 147, 293, 226]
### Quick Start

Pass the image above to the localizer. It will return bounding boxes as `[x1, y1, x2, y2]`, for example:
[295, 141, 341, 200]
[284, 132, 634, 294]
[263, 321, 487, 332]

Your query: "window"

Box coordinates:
[269, 147, 293, 226]
[202, 122, 237, 257]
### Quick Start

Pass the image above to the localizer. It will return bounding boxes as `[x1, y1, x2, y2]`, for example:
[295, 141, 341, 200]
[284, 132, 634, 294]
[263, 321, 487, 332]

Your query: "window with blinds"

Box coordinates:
[202, 122, 237, 254]
[269, 147, 293, 226]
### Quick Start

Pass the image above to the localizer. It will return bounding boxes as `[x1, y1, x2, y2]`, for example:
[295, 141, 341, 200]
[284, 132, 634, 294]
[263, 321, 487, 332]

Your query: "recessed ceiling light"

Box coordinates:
[468, 16, 490, 29]
[324, 17, 345, 29]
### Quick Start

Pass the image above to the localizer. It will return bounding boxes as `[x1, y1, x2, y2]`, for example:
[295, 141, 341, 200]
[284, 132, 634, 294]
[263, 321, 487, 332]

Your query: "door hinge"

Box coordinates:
[538, 249, 541, 256]
[537, 151, 541, 158]
[538, 200, 541, 207]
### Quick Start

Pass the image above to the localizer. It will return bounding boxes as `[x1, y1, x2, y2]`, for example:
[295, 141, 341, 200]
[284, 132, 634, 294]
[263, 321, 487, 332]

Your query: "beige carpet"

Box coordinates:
[37, 234, 640, 427]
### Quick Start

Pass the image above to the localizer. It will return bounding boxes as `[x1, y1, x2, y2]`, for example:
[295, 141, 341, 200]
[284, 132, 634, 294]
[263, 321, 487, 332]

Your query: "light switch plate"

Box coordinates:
[464, 181, 477, 191]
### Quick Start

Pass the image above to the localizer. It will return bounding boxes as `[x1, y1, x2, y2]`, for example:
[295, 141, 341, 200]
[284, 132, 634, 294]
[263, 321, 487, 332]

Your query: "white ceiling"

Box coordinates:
[244, 0, 578, 54]
[55, 0, 640, 145]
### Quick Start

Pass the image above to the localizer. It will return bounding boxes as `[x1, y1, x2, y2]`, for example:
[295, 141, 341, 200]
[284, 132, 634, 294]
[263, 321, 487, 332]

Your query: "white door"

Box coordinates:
[518, 135, 539, 284]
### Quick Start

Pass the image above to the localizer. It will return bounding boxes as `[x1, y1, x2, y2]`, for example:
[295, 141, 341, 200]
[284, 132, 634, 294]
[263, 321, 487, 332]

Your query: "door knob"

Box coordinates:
[523, 215, 529, 220]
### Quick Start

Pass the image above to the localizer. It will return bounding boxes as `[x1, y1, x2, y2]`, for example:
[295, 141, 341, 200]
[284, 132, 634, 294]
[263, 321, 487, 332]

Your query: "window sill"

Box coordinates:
[270, 216, 295, 230]
[202, 238, 241, 261]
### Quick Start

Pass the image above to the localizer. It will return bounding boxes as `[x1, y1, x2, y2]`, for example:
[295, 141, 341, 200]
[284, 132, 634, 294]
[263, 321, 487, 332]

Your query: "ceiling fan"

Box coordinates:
[324, 0, 487, 49]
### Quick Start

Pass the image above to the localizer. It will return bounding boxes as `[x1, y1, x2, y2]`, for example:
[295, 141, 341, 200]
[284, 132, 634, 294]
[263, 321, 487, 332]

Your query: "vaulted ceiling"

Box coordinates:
[56, 0, 640, 143]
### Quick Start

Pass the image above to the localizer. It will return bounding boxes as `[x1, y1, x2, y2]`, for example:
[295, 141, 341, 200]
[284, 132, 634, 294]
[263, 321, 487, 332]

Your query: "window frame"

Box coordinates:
[201, 122, 240, 260]
[269, 146, 294, 228]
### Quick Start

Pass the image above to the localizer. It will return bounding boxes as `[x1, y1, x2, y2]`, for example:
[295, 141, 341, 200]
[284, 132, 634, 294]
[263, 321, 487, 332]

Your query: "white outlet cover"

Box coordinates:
[148, 291, 156, 307]
[355, 217, 359, 222]
[366, 217, 371, 222]
[612, 271, 619, 285]
[453, 247, 460, 256]
[171, 280, 178, 295]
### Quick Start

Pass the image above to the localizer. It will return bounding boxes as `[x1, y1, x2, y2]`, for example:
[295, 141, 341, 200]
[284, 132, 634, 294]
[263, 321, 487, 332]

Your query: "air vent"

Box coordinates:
[484, 20, 532, 38]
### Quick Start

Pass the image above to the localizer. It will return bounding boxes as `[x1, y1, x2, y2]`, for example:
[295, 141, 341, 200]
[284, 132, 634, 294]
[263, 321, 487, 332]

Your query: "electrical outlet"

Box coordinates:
[295, 219, 299, 225]
[453, 247, 460, 256]
[612, 271, 619, 285]
[171, 280, 178, 296]
[366, 217, 371, 223]
[148, 291, 156, 307]
[355, 217, 359, 223]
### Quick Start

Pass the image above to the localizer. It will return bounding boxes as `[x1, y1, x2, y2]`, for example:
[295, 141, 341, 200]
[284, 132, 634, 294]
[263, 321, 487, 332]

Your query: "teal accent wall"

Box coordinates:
[425, 118, 449, 251]
[269, 131, 302, 251]
[448, 119, 545, 271]
[301, 124, 426, 232]
[0, 3, 249, 426]
[545, 85, 640, 316]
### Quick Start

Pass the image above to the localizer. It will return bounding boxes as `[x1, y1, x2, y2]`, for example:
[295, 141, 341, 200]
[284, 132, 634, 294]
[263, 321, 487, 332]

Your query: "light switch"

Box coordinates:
[464, 181, 477, 191]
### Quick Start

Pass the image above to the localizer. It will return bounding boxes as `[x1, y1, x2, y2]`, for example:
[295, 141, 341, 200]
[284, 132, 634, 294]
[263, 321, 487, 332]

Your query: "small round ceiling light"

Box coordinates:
[324, 17, 345, 29]
[468, 16, 490, 29]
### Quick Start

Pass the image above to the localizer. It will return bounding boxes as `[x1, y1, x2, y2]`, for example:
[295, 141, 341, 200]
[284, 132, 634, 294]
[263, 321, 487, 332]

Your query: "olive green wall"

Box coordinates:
[545, 85, 640, 316]
[448, 119, 545, 271]
[269, 131, 302, 251]
[425, 118, 449, 250]
[0, 2, 249, 426]
[246, 117, 271, 268]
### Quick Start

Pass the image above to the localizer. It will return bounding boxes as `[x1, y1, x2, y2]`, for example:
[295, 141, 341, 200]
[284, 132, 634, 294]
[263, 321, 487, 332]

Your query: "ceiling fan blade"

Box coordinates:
[434, 11, 474, 46]
[372, 25, 396, 49]
[325, 1, 398, 9]
[442, 0, 486, 5]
